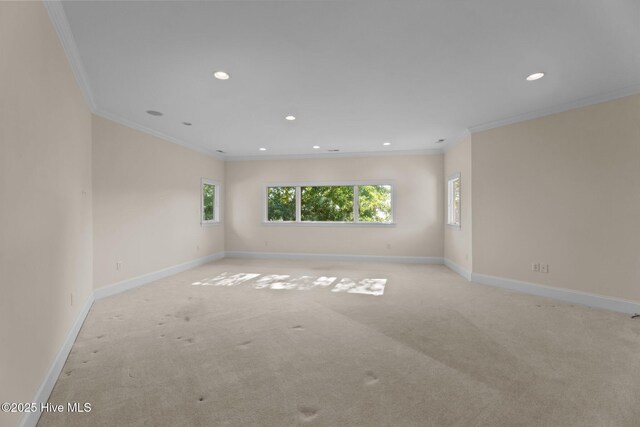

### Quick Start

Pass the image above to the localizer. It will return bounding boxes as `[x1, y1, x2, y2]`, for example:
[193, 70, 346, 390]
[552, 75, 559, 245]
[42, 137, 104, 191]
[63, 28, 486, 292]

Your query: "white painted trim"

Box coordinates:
[94, 109, 223, 160]
[225, 251, 443, 265]
[225, 149, 443, 161]
[262, 221, 396, 228]
[264, 180, 396, 188]
[20, 251, 226, 424]
[444, 258, 471, 281]
[94, 252, 225, 300]
[471, 272, 640, 314]
[43, 0, 96, 110]
[469, 84, 640, 133]
[44, 2, 224, 161]
[43, 1, 640, 164]
[18, 254, 639, 427]
[18, 294, 95, 427]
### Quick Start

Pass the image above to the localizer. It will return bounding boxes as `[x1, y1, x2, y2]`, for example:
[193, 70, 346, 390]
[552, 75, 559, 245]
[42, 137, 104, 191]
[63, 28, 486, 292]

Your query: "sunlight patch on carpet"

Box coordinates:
[331, 278, 387, 296]
[192, 272, 260, 286]
[192, 273, 385, 296]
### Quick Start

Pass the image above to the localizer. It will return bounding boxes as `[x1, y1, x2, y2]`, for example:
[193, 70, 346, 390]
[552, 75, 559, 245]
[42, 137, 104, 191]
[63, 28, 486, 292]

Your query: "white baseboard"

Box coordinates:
[20, 253, 638, 427]
[94, 252, 225, 300]
[471, 272, 640, 314]
[225, 251, 444, 265]
[18, 294, 94, 427]
[444, 258, 472, 281]
[20, 252, 226, 427]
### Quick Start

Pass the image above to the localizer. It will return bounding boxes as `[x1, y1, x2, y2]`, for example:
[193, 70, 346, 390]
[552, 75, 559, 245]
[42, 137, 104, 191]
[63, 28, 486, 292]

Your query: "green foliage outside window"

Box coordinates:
[267, 183, 392, 223]
[267, 186, 296, 221]
[203, 183, 215, 221]
[452, 178, 460, 225]
[301, 186, 354, 222]
[358, 185, 392, 222]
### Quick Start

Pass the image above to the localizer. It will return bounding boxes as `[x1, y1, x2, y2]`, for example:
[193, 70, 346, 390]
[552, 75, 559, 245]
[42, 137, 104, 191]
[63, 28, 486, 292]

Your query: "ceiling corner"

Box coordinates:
[43, 0, 97, 111]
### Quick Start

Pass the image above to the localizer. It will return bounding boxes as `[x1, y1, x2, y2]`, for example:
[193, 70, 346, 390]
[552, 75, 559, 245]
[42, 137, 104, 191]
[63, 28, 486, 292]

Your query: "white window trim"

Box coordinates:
[446, 173, 461, 229]
[263, 180, 396, 227]
[201, 178, 221, 226]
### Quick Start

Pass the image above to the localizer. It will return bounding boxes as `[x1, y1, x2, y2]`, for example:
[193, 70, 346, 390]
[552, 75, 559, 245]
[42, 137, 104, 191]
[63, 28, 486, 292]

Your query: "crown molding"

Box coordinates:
[44, 1, 223, 161]
[441, 129, 471, 154]
[46, 0, 640, 163]
[93, 109, 224, 160]
[469, 84, 640, 134]
[225, 148, 443, 162]
[43, 0, 96, 111]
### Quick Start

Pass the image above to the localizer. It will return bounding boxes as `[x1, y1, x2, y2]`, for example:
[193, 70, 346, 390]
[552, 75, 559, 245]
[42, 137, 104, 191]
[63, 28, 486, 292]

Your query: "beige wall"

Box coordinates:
[92, 116, 224, 289]
[225, 155, 444, 258]
[472, 94, 640, 303]
[444, 136, 472, 272]
[0, 2, 93, 424]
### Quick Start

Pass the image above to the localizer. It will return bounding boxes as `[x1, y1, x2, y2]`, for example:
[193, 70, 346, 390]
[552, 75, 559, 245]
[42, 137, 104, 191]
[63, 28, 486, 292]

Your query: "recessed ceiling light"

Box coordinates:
[182, 122, 192, 126]
[436, 139, 445, 143]
[285, 115, 296, 121]
[213, 71, 230, 80]
[216, 150, 226, 154]
[328, 149, 340, 152]
[259, 147, 266, 151]
[146, 110, 163, 116]
[526, 72, 545, 81]
[313, 145, 320, 149]
[383, 142, 391, 146]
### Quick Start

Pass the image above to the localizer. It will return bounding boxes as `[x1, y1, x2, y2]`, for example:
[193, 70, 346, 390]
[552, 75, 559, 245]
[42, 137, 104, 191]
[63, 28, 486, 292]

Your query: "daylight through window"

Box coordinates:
[202, 179, 219, 224]
[447, 174, 461, 227]
[266, 183, 393, 224]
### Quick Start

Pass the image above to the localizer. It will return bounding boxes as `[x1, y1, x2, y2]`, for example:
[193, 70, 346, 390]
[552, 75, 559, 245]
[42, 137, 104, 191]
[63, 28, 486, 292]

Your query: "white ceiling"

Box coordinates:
[56, 0, 640, 158]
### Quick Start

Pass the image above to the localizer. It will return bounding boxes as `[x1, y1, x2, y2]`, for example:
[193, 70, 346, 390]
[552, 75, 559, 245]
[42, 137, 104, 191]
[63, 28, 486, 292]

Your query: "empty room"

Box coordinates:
[2, 1, 640, 426]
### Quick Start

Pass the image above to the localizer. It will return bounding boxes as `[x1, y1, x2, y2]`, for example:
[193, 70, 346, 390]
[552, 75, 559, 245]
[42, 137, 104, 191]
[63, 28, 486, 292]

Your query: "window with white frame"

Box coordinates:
[265, 183, 393, 224]
[201, 179, 220, 224]
[447, 173, 461, 227]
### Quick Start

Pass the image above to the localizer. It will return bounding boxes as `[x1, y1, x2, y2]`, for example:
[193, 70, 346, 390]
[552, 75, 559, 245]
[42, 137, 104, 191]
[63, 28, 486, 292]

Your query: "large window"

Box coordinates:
[447, 173, 461, 228]
[202, 179, 220, 224]
[265, 183, 393, 224]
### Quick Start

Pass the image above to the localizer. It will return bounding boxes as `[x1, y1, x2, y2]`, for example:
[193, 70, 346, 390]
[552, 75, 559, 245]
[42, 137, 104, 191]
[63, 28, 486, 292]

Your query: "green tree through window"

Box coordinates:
[267, 186, 296, 221]
[301, 186, 354, 222]
[358, 185, 392, 222]
[266, 183, 393, 223]
[203, 183, 215, 221]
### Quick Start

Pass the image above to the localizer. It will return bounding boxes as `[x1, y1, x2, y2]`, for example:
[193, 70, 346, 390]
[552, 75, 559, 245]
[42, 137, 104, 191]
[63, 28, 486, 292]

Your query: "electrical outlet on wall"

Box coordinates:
[532, 263, 540, 272]
[70, 292, 74, 306]
[116, 261, 122, 271]
[541, 264, 549, 273]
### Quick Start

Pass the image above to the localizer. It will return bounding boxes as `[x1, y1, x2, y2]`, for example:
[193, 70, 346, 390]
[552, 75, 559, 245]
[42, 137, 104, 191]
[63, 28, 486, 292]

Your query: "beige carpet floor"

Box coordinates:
[39, 258, 640, 426]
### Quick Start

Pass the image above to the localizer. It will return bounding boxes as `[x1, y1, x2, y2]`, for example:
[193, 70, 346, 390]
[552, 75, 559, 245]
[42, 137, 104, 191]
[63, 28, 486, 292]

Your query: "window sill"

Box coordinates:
[201, 221, 221, 227]
[262, 221, 396, 228]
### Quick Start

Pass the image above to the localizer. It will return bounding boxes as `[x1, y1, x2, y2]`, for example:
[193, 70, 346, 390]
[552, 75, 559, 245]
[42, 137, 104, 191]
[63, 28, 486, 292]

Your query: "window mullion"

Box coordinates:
[353, 185, 359, 223]
[296, 186, 302, 222]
